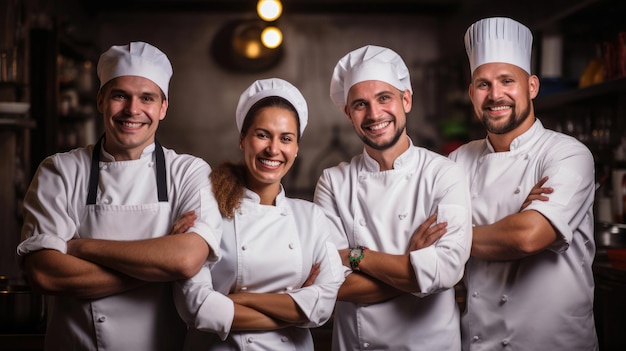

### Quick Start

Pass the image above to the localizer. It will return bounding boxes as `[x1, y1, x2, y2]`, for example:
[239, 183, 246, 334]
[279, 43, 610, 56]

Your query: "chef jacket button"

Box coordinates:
[473, 335, 480, 342]
[240, 286, 248, 291]
[289, 243, 295, 249]
[502, 339, 510, 346]
[102, 196, 112, 205]
[472, 291, 479, 298]
[246, 336, 254, 343]
[281, 212, 287, 216]
[148, 161, 154, 167]
[285, 286, 293, 291]
[514, 187, 520, 194]
[398, 213, 407, 220]
[100, 164, 108, 170]
[501, 294, 508, 303]
[97, 316, 106, 323]
[524, 154, 529, 160]
[359, 219, 366, 226]
[241, 245, 247, 251]
[362, 342, 370, 348]
[281, 336, 289, 342]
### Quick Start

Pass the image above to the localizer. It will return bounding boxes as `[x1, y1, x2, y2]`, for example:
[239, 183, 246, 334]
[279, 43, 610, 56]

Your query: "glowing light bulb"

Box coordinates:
[261, 26, 283, 49]
[257, 0, 282, 22]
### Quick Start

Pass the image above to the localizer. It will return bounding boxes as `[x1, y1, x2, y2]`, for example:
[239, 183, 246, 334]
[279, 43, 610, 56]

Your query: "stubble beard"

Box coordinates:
[480, 100, 531, 135]
[359, 119, 406, 151]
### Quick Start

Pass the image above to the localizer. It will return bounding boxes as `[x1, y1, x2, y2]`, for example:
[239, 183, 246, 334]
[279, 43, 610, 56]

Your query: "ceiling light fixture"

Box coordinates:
[257, 0, 282, 22]
[261, 26, 283, 49]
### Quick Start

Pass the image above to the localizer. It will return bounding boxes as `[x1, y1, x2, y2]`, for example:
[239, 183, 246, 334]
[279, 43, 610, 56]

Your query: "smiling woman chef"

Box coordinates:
[17, 42, 222, 351]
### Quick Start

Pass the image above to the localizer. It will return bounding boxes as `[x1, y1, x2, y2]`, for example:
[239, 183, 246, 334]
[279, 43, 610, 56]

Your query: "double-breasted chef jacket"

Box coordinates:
[314, 137, 473, 351]
[18, 140, 222, 351]
[449, 119, 598, 351]
[174, 187, 345, 351]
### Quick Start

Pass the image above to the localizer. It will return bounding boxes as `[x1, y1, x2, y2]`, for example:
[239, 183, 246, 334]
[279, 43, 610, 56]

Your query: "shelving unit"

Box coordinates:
[28, 25, 100, 173]
[0, 112, 35, 283]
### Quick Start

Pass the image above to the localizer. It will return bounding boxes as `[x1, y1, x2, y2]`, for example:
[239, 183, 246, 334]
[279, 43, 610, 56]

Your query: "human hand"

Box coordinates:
[168, 210, 197, 235]
[338, 248, 350, 268]
[302, 263, 321, 287]
[407, 213, 447, 252]
[520, 176, 553, 211]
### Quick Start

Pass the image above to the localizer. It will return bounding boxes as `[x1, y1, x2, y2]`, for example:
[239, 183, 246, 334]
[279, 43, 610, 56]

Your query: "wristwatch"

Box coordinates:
[349, 246, 367, 270]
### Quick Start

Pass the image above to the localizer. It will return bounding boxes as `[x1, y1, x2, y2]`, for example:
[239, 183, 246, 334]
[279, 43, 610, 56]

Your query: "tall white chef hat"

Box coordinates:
[330, 45, 412, 111]
[236, 78, 308, 136]
[464, 17, 533, 75]
[97, 41, 173, 99]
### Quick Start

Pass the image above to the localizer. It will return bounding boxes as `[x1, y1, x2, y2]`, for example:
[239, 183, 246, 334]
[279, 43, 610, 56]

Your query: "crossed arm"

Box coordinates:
[24, 211, 210, 300]
[335, 177, 554, 304]
[471, 176, 557, 261]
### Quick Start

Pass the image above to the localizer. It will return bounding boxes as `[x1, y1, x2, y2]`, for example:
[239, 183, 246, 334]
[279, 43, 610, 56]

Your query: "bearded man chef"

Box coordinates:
[449, 17, 598, 350]
[314, 45, 473, 350]
[17, 41, 222, 351]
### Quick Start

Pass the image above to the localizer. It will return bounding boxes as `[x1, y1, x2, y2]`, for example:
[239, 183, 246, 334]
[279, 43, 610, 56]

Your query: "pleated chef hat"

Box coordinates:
[97, 41, 173, 99]
[236, 78, 308, 136]
[330, 45, 412, 111]
[464, 17, 533, 75]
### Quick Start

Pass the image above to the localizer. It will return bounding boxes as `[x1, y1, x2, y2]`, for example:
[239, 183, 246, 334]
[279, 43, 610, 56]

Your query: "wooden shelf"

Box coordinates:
[0, 117, 36, 129]
[535, 77, 626, 111]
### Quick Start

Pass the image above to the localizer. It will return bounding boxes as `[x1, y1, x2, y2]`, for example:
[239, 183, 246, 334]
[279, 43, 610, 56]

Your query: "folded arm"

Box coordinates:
[472, 210, 557, 260]
[23, 249, 145, 299]
[67, 232, 210, 281]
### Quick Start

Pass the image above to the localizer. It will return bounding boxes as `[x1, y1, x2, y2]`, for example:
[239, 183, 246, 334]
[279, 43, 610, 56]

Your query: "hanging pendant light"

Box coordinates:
[257, 0, 282, 22]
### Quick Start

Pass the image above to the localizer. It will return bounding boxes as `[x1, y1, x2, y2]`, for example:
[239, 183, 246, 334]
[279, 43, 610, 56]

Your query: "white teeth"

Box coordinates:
[490, 106, 510, 111]
[121, 121, 142, 128]
[369, 121, 390, 131]
[259, 159, 281, 167]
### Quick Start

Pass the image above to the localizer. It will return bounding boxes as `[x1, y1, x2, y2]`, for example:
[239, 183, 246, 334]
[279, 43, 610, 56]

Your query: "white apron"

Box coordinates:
[44, 137, 186, 351]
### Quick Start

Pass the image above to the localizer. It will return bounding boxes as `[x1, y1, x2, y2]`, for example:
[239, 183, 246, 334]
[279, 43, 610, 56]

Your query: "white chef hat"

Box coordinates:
[97, 41, 173, 99]
[464, 17, 533, 75]
[330, 45, 412, 111]
[236, 78, 308, 136]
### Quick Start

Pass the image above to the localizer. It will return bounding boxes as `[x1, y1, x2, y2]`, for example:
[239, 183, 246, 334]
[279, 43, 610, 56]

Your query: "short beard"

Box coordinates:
[480, 102, 531, 135]
[359, 122, 406, 151]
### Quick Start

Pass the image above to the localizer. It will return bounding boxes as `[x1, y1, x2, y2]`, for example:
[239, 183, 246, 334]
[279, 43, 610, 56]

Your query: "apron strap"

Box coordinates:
[86, 136, 169, 205]
[154, 139, 168, 202]
[86, 135, 104, 205]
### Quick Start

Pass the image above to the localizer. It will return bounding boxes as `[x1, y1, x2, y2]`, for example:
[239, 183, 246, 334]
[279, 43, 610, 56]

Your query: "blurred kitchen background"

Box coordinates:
[1, 0, 625, 349]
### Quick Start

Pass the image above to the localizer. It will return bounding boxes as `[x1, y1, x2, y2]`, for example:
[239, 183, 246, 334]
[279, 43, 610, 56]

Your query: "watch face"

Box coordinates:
[350, 248, 362, 258]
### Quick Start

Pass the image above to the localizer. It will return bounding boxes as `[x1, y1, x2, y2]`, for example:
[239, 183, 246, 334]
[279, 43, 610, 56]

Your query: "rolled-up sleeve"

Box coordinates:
[173, 263, 234, 340]
[18, 156, 77, 259]
[410, 164, 473, 297]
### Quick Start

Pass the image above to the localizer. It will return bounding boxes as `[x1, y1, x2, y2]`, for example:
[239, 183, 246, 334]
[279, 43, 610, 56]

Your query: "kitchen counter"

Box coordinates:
[593, 252, 626, 351]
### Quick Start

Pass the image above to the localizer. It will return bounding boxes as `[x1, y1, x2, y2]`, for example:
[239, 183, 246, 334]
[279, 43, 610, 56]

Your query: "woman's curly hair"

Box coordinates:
[210, 162, 246, 219]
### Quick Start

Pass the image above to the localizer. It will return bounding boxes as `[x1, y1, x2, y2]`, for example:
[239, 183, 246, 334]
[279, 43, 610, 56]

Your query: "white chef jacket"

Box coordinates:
[449, 119, 598, 351]
[174, 187, 345, 351]
[314, 137, 472, 351]
[17, 142, 222, 351]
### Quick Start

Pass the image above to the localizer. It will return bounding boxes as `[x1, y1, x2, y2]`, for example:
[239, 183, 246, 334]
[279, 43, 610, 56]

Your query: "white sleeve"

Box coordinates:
[173, 262, 234, 340]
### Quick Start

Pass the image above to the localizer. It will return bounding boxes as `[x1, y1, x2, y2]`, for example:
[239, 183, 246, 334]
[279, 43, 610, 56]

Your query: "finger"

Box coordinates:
[535, 176, 549, 188]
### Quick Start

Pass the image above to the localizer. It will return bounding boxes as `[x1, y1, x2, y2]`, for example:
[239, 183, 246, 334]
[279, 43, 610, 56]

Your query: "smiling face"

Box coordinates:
[469, 62, 538, 137]
[239, 105, 299, 196]
[344, 80, 411, 153]
[97, 75, 167, 160]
